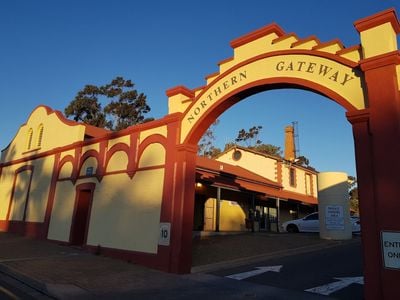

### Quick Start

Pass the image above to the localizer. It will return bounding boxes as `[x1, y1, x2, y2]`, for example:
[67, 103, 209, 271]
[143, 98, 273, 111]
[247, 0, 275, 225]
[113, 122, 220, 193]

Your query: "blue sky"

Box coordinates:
[1, 0, 399, 177]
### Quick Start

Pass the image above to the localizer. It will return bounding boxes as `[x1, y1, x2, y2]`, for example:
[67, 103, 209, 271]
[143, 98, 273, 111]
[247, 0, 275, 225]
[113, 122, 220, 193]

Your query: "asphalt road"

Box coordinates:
[211, 235, 363, 299]
[0, 273, 51, 300]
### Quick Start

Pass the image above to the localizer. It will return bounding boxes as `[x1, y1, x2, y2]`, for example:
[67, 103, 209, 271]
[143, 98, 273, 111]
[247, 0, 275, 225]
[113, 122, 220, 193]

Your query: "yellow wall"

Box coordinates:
[87, 169, 164, 253]
[217, 148, 277, 181]
[1, 106, 86, 162]
[47, 180, 76, 241]
[360, 23, 398, 58]
[106, 150, 129, 172]
[0, 166, 14, 219]
[140, 126, 167, 142]
[138, 143, 166, 168]
[218, 148, 318, 198]
[107, 135, 130, 149]
[80, 157, 98, 176]
[9, 170, 31, 221]
[203, 198, 247, 232]
[219, 200, 246, 231]
[0, 156, 53, 223]
[25, 157, 53, 222]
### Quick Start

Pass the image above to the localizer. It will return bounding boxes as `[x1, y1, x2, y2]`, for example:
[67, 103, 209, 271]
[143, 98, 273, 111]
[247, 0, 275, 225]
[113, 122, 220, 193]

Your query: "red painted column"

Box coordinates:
[359, 52, 400, 300]
[168, 144, 197, 273]
[352, 10, 400, 299]
[347, 109, 382, 300]
[159, 115, 197, 273]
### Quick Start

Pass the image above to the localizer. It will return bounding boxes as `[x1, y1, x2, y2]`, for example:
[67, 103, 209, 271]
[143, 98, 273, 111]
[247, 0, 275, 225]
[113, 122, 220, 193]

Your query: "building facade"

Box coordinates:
[194, 146, 318, 233]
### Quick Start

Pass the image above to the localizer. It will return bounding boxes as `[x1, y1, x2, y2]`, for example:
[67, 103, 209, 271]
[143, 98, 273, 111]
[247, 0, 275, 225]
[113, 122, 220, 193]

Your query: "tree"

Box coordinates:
[295, 155, 310, 167]
[252, 143, 282, 157]
[235, 125, 262, 147]
[64, 76, 153, 130]
[198, 120, 221, 158]
[349, 187, 359, 214]
[348, 176, 359, 215]
[64, 84, 110, 128]
[103, 77, 153, 130]
[234, 126, 282, 157]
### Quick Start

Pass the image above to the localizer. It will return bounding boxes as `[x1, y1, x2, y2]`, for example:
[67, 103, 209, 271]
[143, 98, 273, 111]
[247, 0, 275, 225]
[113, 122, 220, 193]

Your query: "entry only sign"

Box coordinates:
[381, 231, 400, 269]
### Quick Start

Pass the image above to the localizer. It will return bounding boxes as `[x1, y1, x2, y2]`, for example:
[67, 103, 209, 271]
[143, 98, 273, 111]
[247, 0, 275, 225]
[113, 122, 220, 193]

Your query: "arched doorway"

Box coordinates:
[164, 9, 400, 300]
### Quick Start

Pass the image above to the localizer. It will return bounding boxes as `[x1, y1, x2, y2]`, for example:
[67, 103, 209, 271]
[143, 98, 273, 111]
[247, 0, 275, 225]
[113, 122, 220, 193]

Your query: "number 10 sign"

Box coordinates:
[159, 222, 171, 246]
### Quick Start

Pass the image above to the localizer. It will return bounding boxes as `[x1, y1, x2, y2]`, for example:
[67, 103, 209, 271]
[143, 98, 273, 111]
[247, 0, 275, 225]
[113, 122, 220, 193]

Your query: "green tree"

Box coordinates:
[103, 77, 153, 130]
[198, 120, 221, 158]
[64, 84, 110, 128]
[252, 143, 282, 157]
[349, 187, 359, 214]
[348, 176, 359, 215]
[233, 126, 282, 157]
[235, 125, 262, 147]
[64, 76, 153, 130]
[295, 155, 310, 167]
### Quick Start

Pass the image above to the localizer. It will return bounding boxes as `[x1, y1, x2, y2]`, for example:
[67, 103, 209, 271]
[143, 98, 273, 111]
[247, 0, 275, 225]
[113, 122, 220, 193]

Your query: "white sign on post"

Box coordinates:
[381, 231, 400, 269]
[159, 222, 171, 246]
[325, 205, 344, 230]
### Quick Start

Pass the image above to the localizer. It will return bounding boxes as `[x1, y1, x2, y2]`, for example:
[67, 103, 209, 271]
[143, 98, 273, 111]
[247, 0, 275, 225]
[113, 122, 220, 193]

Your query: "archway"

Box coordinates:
[165, 9, 400, 300]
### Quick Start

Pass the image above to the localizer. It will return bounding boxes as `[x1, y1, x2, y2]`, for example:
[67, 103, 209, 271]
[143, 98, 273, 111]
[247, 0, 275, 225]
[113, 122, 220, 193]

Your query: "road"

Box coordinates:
[0, 272, 51, 300]
[211, 235, 363, 299]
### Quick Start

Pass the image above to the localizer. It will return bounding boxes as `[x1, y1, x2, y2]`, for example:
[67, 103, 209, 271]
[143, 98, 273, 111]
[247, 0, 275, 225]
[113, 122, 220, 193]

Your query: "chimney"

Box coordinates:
[284, 125, 296, 161]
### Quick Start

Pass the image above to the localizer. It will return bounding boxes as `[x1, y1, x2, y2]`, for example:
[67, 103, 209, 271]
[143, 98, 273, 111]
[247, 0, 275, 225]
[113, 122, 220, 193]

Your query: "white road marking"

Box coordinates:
[225, 265, 283, 280]
[305, 276, 364, 295]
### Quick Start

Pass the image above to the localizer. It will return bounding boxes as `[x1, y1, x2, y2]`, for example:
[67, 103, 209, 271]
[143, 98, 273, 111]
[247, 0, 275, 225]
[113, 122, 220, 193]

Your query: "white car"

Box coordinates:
[282, 212, 361, 233]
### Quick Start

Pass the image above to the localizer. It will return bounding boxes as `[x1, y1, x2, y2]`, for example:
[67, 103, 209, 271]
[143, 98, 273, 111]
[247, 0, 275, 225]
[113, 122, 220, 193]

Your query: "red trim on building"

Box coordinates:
[354, 8, 400, 34]
[230, 23, 285, 48]
[166, 86, 195, 98]
[291, 36, 320, 48]
[312, 39, 344, 51]
[0, 221, 46, 238]
[272, 33, 298, 44]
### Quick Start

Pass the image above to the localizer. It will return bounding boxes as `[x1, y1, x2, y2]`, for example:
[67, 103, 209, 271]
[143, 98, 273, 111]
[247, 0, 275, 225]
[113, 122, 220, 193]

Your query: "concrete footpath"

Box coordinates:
[0, 231, 354, 299]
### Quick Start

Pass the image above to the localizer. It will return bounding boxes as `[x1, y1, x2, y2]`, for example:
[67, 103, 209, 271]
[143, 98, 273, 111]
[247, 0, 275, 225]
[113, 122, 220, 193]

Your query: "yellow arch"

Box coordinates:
[165, 23, 367, 144]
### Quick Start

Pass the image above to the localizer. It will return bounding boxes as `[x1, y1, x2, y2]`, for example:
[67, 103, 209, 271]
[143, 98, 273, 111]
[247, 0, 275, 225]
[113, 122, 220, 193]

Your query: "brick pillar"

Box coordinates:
[284, 125, 296, 161]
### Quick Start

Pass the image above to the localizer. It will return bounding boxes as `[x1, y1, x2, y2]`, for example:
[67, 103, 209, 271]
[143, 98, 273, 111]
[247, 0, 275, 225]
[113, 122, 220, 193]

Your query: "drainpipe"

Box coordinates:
[276, 198, 280, 232]
[215, 187, 221, 232]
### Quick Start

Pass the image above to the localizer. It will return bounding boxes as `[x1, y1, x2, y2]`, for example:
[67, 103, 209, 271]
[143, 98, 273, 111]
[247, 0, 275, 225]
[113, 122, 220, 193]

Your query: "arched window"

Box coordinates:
[26, 128, 33, 150]
[37, 124, 44, 147]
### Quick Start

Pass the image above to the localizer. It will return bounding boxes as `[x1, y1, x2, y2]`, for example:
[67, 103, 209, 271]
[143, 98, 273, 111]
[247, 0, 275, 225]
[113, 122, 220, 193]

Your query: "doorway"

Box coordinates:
[70, 183, 94, 246]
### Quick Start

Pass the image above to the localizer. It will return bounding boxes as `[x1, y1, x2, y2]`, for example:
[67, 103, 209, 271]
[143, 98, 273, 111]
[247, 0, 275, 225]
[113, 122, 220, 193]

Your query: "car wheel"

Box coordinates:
[287, 224, 299, 233]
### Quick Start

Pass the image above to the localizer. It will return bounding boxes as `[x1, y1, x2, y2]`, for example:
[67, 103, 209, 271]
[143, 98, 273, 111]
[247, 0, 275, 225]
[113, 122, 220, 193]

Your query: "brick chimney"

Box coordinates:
[284, 125, 296, 161]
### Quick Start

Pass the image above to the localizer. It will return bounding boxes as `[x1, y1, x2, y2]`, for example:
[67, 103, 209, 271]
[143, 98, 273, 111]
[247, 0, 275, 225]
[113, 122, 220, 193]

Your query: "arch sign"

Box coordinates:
[166, 8, 400, 300]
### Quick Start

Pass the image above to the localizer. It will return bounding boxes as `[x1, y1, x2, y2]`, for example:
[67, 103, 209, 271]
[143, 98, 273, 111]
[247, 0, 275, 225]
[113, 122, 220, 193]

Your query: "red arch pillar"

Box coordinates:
[349, 10, 400, 298]
[168, 144, 197, 273]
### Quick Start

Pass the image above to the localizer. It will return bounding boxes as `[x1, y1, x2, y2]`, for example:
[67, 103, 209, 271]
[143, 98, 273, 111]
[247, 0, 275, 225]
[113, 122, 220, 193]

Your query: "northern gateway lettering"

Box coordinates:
[275, 60, 355, 86]
[187, 71, 247, 124]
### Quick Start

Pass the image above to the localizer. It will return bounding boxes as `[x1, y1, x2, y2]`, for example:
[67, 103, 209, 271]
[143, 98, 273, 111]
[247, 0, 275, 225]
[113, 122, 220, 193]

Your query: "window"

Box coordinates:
[36, 124, 44, 147]
[304, 212, 319, 220]
[289, 167, 296, 187]
[232, 150, 242, 161]
[26, 128, 33, 150]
